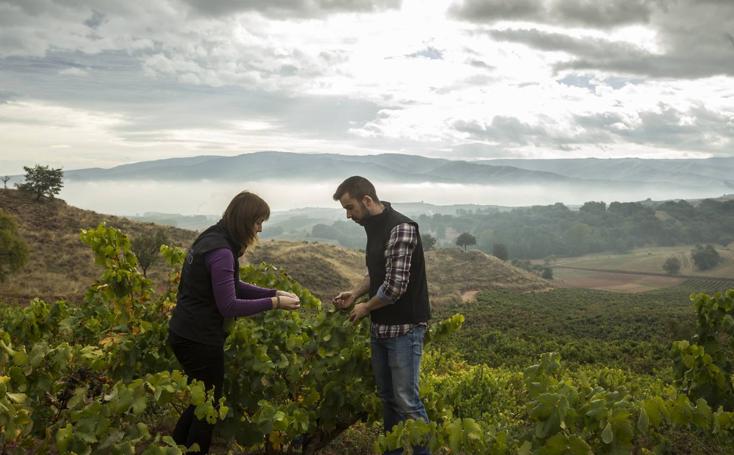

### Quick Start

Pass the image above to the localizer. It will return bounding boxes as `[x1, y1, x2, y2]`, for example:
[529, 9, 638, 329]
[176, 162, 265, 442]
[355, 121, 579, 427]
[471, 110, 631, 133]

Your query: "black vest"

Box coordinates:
[364, 202, 431, 324]
[168, 221, 241, 346]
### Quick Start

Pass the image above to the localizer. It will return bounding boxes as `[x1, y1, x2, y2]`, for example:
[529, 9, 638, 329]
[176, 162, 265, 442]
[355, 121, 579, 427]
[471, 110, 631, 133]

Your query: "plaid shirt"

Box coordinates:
[371, 223, 426, 339]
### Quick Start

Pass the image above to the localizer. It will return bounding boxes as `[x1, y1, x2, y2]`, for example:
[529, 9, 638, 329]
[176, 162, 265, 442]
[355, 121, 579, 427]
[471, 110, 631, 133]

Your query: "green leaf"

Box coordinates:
[601, 422, 614, 444]
[6, 392, 27, 404]
[518, 441, 532, 455]
[55, 423, 73, 453]
[637, 408, 649, 434]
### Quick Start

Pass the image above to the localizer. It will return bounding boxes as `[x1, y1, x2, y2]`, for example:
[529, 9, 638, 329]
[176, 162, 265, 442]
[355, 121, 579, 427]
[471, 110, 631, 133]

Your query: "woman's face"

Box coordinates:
[253, 219, 264, 234]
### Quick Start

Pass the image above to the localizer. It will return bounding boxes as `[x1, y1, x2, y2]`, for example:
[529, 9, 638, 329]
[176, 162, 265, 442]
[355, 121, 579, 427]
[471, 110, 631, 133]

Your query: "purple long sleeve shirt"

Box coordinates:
[205, 248, 275, 317]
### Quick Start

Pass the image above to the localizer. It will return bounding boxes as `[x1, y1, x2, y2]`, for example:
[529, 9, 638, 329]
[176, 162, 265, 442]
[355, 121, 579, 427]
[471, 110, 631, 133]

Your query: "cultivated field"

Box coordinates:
[545, 243, 734, 292]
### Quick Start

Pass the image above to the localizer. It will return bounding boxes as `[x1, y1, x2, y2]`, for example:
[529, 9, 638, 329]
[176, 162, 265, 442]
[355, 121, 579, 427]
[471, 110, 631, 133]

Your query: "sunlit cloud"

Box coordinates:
[0, 0, 732, 177]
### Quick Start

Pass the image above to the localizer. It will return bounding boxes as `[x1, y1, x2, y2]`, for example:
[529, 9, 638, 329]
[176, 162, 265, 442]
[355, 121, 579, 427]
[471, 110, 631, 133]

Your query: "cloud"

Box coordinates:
[449, 0, 653, 28]
[449, 0, 542, 22]
[83, 10, 106, 29]
[575, 105, 734, 152]
[451, 104, 734, 155]
[551, 0, 653, 28]
[405, 46, 444, 60]
[179, 0, 401, 18]
[454, 116, 548, 145]
[59, 67, 89, 76]
[456, 0, 734, 79]
[488, 28, 642, 60]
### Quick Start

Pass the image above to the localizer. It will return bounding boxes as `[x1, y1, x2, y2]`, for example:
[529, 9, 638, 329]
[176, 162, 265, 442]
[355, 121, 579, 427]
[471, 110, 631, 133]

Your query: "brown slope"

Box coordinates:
[0, 189, 196, 304]
[1, 188, 551, 306]
[245, 240, 553, 305]
[426, 249, 553, 306]
[244, 239, 366, 302]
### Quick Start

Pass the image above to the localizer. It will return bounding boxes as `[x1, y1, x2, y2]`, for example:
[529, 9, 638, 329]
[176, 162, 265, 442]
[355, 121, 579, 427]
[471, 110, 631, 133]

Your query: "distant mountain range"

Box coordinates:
[62, 152, 734, 192]
[482, 157, 734, 188]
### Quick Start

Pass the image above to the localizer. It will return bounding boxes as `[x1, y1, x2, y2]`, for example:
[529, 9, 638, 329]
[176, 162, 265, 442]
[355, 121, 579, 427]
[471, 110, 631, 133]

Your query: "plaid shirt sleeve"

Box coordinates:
[375, 223, 417, 304]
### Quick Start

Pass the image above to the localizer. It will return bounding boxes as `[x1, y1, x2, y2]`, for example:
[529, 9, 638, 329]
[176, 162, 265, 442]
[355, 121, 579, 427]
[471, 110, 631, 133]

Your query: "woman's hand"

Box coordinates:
[276, 290, 299, 300]
[272, 294, 300, 310]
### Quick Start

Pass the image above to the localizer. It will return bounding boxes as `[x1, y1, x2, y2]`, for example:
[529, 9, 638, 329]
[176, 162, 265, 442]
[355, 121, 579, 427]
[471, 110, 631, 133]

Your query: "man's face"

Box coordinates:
[339, 193, 370, 225]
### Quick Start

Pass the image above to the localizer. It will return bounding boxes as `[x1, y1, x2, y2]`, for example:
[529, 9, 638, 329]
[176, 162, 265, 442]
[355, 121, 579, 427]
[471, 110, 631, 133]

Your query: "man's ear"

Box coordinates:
[362, 195, 375, 207]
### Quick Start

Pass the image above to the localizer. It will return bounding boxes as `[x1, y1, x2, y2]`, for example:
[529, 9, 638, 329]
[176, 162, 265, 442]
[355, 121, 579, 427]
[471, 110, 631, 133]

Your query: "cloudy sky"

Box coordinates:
[1, 0, 734, 175]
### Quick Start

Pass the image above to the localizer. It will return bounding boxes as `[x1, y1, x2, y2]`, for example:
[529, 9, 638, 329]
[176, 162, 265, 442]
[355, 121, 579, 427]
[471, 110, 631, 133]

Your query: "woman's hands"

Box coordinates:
[272, 290, 300, 310]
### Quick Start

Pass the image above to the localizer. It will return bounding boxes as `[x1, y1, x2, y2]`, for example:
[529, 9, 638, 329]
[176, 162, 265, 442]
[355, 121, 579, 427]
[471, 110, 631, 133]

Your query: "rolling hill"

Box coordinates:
[0, 188, 550, 305]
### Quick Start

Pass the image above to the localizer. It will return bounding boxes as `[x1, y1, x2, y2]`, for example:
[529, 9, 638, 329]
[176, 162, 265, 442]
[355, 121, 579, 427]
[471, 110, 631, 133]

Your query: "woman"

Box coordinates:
[168, 191, 300, 453]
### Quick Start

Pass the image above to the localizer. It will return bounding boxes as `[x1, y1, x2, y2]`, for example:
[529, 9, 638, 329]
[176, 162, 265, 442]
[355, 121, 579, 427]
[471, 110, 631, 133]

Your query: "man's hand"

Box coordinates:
[349, 302, 370, 323]
[332, 291, 355, 310]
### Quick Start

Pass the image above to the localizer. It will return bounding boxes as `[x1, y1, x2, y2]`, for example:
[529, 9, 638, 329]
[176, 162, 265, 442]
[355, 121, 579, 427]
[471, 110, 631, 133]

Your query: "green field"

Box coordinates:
[435, 286, 705, 374]
[541, 243, 734, 292]
[549, 243, 734, 276]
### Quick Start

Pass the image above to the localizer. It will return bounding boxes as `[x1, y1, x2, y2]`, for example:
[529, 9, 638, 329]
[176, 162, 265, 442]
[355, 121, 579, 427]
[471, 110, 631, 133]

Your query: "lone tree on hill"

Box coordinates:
[691, 244, 721, 271]
[0, 209, 28, 282]
[132, 229, 169, 277]
[422, 233, 437, 251]
[662, 256, 681, 275]
[16, 165, 63, 201]
[1, 176, 9, 189]
[493, 243, 509, 261]
[456, 232, 476, 252]
[542, 267, 553, 280]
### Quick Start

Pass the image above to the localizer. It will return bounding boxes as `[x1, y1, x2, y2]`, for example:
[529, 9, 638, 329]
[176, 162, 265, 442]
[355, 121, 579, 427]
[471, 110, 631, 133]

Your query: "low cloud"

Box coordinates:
[179, 0, 401, 18]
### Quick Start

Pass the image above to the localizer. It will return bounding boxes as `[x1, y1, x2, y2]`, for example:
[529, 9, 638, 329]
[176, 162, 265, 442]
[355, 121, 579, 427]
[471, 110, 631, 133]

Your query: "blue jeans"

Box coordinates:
[371, 325, 430, 455]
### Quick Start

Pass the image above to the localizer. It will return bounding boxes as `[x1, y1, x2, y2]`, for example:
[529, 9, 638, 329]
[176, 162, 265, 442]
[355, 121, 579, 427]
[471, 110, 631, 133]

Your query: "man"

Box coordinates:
[332, 176, 431, 455]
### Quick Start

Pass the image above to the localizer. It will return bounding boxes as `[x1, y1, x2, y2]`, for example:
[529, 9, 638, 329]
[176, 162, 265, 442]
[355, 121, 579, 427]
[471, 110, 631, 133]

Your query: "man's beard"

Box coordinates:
[353, 201, 371, 226]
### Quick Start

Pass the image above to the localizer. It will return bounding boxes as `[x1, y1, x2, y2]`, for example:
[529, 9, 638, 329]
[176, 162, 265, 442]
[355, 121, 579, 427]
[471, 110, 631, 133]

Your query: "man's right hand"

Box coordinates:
[332, 291, 355, 310]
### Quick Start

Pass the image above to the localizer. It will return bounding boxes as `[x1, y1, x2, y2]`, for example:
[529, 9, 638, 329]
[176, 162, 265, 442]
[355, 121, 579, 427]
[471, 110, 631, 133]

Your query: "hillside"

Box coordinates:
[1, 188, 550, 305]
[0, 189, 197, 304]
[246, 241, 552, 305]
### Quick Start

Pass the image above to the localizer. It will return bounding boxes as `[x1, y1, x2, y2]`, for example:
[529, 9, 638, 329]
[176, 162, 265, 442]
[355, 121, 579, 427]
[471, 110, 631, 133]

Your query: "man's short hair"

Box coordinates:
[333, 176, 379, 202]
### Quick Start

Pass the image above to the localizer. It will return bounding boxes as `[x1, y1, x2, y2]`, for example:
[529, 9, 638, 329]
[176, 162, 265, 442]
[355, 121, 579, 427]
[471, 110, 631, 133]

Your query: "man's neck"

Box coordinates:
[372, 202, 386, 216]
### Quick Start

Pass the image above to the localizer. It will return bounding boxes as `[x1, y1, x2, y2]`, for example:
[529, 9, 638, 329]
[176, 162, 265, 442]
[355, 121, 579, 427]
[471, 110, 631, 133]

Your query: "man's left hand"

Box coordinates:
[349, 302, 370, 323]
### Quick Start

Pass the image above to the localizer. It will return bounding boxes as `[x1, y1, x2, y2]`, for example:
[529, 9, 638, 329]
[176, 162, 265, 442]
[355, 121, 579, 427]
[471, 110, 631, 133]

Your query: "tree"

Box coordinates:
[541, 267, 553, 280]
[15, 164, 63, 201]
[662, 256, 681, 275]
[455, 232, 476, 252]
[691, 244, 721, 271]
[1, 176, 9, 189]
[492, 243, 509, 261]
[422, 233, 437, 251]
[0, 209, 28, 282]
[132, 228, 169, 277]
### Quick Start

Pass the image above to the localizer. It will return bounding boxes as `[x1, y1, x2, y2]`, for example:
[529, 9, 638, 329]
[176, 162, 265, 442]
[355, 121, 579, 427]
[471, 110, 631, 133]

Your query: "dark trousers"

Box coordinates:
[169, 331, 225, 454]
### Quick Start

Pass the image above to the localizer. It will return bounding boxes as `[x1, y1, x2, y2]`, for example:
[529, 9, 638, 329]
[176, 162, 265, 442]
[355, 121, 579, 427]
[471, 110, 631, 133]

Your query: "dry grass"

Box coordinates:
[245, 241, 552, 306]
[1, 189, 552, 307]
[244, 240, 366, 302]
[426, 248, 553, 306]
[0, 189, 196, 304]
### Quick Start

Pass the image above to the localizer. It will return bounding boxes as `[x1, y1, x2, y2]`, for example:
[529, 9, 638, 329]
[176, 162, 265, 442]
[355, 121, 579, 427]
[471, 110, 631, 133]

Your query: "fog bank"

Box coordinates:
[59, 179, 728, 216]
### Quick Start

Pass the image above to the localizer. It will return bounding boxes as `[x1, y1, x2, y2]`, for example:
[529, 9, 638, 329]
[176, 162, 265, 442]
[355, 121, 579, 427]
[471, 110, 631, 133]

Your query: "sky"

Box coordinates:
[1, 0, 734, 176]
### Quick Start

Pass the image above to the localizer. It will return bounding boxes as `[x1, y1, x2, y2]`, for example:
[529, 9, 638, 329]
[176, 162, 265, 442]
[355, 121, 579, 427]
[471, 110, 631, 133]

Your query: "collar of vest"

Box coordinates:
[192, 220, 242, 256]
[362, 201, 393, 227]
